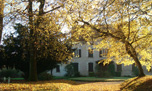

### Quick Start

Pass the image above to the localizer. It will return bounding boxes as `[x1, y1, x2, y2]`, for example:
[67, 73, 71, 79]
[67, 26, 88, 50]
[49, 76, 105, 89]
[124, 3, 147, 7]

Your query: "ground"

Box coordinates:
[2, 76, 152, 91]
[74, 81, 122, 91]
[121, 76, 152, 91]
[0, 80, 122, 91]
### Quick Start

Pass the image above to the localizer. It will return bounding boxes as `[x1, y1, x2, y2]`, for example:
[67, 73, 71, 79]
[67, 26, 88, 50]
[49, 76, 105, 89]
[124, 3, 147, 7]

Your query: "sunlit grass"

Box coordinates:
[0, 80, 120, 91]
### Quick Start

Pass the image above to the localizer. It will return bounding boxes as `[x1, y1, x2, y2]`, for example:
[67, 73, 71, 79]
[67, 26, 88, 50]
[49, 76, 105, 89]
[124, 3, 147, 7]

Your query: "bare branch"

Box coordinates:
[43, 5, 63, 14]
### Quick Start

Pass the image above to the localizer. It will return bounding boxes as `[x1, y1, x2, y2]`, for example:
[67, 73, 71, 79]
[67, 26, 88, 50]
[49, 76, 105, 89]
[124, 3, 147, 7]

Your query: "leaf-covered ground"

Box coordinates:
[0, 80, 121, 91]
[120, 76, 152, 91]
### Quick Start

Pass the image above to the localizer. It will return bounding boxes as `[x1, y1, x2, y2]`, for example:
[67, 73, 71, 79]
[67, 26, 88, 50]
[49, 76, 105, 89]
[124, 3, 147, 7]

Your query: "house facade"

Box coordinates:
[49, 43, 152, 77]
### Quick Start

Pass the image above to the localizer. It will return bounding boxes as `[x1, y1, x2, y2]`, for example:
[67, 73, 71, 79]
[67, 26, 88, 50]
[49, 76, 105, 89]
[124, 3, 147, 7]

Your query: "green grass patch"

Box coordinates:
[53, 76, 69, 80]
[120, 75, 152, 91]
[53, 76, 131, 82]
[10, 78, 24, 80]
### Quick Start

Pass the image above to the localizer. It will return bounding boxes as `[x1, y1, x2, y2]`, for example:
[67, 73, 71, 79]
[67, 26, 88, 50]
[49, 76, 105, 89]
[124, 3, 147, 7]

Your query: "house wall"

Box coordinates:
[71, 44, 104, 76]
[51, 44, 103, 76]
[121, 65, 132, 76]
[51, 43, 152, 77]
[48, 64, 67, 77]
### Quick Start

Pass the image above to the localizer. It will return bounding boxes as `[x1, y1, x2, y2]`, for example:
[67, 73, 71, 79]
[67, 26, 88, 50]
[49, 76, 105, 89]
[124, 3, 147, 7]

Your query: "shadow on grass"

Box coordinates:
[9, 79, 123, 86]
[132, 79, 152, 91]
[120, 77, 140, 90]
[54, 76, 130, 82]
[5, 76, 130, 86]
[120, 76, 152, 91]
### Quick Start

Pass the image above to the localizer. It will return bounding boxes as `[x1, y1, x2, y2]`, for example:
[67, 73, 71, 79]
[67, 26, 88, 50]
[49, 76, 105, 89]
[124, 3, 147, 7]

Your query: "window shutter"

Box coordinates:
[79, 49, 81, 57]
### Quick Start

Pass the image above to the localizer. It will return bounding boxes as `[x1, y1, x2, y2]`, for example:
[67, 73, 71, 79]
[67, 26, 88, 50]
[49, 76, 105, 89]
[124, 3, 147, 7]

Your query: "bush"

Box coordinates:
[64, 63, 80, 77]
[132, 66, 139, 76]
[74, 72, 80, 77]
[95, 65, 111, 77]
[38, 72, 53, 81]
[89, 72, 95, 77]
[64, 64, 74, 77]
[108, 63, 115, 76]
[0, 68, 23, 78]
[115, 72, 121, 77]
[95, 63, 116, 77]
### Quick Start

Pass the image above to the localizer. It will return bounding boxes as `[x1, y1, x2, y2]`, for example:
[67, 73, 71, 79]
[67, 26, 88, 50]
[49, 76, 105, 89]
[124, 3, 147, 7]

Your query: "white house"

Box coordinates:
[49, 43, 152, 77]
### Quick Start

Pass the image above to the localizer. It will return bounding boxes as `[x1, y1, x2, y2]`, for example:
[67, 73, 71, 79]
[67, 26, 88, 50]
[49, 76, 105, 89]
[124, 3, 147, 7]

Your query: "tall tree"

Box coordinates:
[0, 0, 4, 42]
[65, 0, 152, 77]
[2, 0, 68, 81]
[2, 23, 73, 80]
[27, 0, 65, 81]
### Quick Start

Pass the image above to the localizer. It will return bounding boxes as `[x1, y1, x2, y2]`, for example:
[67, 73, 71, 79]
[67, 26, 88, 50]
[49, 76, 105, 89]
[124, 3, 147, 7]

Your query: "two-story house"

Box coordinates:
[49, 43, 152, 77]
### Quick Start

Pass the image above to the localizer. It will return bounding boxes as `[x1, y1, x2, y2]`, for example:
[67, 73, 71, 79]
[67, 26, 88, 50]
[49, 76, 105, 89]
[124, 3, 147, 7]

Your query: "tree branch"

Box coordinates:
[81, 20, 123, 41]
[43, 5, 63, 14]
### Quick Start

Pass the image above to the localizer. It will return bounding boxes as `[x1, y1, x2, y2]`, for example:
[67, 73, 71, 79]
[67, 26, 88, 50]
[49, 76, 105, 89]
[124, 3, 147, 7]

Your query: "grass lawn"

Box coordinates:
[53, 76, 131, 82]
[10, 78, 24, 80]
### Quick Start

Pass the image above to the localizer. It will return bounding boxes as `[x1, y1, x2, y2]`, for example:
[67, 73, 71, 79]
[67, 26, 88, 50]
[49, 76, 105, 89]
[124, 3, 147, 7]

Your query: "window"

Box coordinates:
[99, 49, 103, 57]
[99, 49, 108, 57]
[56, 65, 60, 72]
[73, 49, 81, 57]
[88, 49, 93, 57]
[79, 49, 81, 57]
[88, 62, 93, 72]
[117, 64, 122, 72]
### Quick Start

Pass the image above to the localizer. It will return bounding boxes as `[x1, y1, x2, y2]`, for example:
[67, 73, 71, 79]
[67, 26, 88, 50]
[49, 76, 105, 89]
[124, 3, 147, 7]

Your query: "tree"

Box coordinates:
[0, 45, 4, 68]
[2, 24, 30, 79]
[27, 0, 66, 81]
[3, 23, 73, 80]
[0, 0, 4, 42]
[3, 0, 66, 81]
[65, 0, 152, 77]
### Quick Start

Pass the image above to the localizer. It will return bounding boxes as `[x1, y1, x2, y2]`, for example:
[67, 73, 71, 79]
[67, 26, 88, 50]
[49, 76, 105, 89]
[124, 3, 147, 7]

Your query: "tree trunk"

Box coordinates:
[0, 0, 4, 43]
[132, 55, 145, 77]
[29, 47, 38, 81]
[125, 42, 145, 77]
[50, 69, 53, 75]
[28, 0, 38, 81]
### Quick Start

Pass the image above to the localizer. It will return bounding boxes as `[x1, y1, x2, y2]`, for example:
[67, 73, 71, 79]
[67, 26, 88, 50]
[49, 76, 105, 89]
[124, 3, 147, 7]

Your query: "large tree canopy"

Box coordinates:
[2, 0, 69, 81]
[2, 0, 73, 81]
[65, 0, 152, 76]
[2, 23, 72, 80]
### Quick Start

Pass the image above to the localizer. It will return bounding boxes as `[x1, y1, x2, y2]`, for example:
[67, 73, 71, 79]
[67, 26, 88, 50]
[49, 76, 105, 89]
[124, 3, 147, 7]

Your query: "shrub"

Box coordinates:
[64, 63, 80, 77]
[0, 68, 23, 78]
[132, 66, 139, 76]
[95, 64, 110, 77]
[64, 64, 74, 77]
[115, 72, 121, 77]
[38, 72, 53, 81]
[74, 72, 80, 77]
[89, 72, 95, 77]
[107, 63, 116, 76]
[95, 63, 115, 77]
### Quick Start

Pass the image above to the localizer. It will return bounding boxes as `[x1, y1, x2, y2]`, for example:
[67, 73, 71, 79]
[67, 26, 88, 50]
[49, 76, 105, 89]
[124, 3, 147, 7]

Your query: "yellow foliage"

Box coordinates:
[65, 0, 152, 70]
[0, 80, 120, 91]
